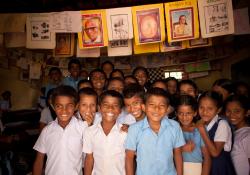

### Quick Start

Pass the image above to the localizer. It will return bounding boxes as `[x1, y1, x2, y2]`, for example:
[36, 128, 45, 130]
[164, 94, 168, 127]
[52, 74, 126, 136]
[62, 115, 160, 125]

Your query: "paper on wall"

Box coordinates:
[234, 8, 250, 35]
[198, 0, 234, 38]
[51, 11, 82, 33]
[108, 39, 132, 56]
[5, 33, 26, 48]
[29, 62, 41, 79]
[132, 4, 165, 45]
[26, 13, 56, 49]
[186, 37, 212, 48]
[160, 41, 186, 52]
[76, 41, 100, 57]
[0, 13, 27, 33]
[133, 40, 159, 54]
[106, 7, 133, 41]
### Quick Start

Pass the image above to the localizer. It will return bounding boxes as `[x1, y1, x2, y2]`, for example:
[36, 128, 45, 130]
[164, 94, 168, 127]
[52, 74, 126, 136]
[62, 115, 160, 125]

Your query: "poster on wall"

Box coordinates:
[76, 40, 100, 57]
[78, 10, 108, 48]
[51, 11, 82, 33]
[165, 0, 199, 42]
[54, 33, 74, 57]
[186, 37, 212, 48]
[132, 4, 165, 45]
[198, 0, 234, 38]
[160, 41, 186, 52]
[26, 13, 56, 49]
[106, 7, 133, 40]
[108, 39, 132, 56]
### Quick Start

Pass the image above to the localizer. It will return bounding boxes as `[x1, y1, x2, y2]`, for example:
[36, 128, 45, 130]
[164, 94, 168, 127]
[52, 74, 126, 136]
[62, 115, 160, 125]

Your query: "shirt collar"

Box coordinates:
[54, 116, 75, 130]
[97, 120, 120, 133]
[206, 114, 219, 131]
[142, 117, 170, 131]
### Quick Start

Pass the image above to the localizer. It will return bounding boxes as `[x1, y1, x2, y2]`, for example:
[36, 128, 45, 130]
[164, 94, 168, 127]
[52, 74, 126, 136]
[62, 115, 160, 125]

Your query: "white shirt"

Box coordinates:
[231, 127, 250, 175]
[94, 109, 136, 125]
[83, 121, 127, 175]
[206, 115, 232, 151]
[40, 107, 54, 124]
[33, 117, 88, 175]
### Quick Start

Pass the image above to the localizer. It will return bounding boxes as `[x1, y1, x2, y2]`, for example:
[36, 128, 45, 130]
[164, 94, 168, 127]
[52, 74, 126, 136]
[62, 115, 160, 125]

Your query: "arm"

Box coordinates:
[125, 150, 136, 175]
[181, 140, 195, 153]
[174, 147, 183, 175]
[84, 153, 94, 175]
[39, 123, 46, 132]
[32, 152, 45, 175]
[201, 146, 211, 175]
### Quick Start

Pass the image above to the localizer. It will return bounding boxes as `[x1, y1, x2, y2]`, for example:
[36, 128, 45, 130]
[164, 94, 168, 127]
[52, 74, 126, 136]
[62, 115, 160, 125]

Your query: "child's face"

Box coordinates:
[177, 105, 196, 127]
[212, 85, 229, 101]
[91, 72, 106, 90]
[225, 101, 246, 128]
[167, 80, 177, 95]
[107, 80, 124, 94]
[134, 70, 147, 86]
[153, 82, 168, 91]
[144, 95, 168, 123]
[124, 96, 144, 120]
[78, 82, 92, 90]
[124, 77, 137, 87]
[53, 96, 76, 127]
[180, 84, 196, 98]
[198, 97, 220, 124]
[50, 70, 61, 82]
[99, 96, 121, 122]
[78, 94, 97, 119]
[69, 63, 80, 78]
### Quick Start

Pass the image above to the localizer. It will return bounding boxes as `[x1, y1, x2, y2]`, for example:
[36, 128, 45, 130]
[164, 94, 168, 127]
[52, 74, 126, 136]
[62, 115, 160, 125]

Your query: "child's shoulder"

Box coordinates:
[163, 118, 181, 128]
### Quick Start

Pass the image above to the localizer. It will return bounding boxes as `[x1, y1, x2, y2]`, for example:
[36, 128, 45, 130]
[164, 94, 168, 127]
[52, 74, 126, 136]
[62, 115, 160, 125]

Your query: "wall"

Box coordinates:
[0, 66, 39, 110]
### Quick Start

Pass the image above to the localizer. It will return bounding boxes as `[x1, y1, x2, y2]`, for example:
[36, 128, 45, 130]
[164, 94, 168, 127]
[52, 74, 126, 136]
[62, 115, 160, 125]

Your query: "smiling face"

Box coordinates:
[177, 105, 196, 127]
[107, 80, 124, 94]
[78, 94, 97, 120]
[144, 95, 168, 123]
[99, 96, 121, 123]
[91, 72, 106, 90]
[180, 84, 197, 98]
[124, 96, 145, 121]
[225, 101, 247, 129]
[53, 96, 77, 128]
[134, 69, 148, 87]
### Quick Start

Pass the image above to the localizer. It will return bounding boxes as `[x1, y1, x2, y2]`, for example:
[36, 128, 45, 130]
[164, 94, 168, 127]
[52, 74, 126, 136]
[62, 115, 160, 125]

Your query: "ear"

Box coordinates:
[141, 104, 146, 112]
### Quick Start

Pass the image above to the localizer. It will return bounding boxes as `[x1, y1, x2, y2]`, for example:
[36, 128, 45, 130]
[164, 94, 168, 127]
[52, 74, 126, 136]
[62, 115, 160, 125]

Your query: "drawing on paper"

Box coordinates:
[111, 14, 129, 40]
[31, 21, 51, 41]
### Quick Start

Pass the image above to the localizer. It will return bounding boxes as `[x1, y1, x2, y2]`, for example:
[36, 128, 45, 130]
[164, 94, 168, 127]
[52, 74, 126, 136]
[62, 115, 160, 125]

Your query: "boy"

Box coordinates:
[63, 58, 82, 90]
[125, 87, 185, 175]
[33, 85, 87, 175]
[89, 69, 106, 95]
[83, 90, 127, 175]
[45, 67, 62, 97]
[123, 83, 145, 122]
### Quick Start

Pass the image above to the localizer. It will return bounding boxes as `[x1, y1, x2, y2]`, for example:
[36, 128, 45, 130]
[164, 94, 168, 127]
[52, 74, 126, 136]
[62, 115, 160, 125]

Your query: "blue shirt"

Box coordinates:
[182, 128, 205, 163]
[125, 117, 185, 175]
[62, 76, 82, 90]
[45, 82, 61, 97]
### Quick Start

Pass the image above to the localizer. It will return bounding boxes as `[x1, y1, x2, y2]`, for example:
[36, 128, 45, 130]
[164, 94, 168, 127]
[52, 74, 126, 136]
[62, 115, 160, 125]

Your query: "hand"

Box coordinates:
[182, 140, 195, 152]
[121, 124, 129, 133]
[81, 112, 95, 126]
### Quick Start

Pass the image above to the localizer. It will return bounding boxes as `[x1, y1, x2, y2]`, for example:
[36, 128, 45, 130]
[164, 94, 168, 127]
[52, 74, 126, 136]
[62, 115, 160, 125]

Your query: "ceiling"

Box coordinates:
[0, 0, 249, 13]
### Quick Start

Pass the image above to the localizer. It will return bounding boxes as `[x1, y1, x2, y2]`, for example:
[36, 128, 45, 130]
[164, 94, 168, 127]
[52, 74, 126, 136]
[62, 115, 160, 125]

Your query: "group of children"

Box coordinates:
[34, 59, 250, 175]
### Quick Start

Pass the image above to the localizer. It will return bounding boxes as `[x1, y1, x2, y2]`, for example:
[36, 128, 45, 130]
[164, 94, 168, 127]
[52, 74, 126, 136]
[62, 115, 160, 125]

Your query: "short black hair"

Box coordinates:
[110, 69, 125, 79]
[123, 83, 145, 101]
[89, 68, 107, 80]
[176, 95, 198, 111]
[132, 66, 149, 78]
[77, 79, 93, 90]
[68, 58, 81, 70]
[78, 87, 98, 102]
[224, 94, 250, 112]
[101, 61, 114, 70]
[49, 67, 62, 75]
[144, 87, 170, 105]
[51, 85, 78, 105]
[124, 75, 138, 84]
[99, 90, 123, 108]
[213, 78, 233, 94]
[178, 79, 198, 92]
[198, 91, 223, 109]
[107, 77, 124, 88]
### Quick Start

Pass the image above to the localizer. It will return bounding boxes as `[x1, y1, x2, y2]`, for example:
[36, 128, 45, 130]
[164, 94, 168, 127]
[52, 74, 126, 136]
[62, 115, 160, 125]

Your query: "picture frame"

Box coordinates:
[54, 33, 74, 57]
[186, 37, 212, 48]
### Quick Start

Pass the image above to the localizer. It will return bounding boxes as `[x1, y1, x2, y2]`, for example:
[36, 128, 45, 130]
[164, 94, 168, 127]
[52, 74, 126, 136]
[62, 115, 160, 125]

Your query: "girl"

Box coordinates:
[177, 95, 210, 175]
[225, 95, 250, 175]
[196, 91, 236, 175]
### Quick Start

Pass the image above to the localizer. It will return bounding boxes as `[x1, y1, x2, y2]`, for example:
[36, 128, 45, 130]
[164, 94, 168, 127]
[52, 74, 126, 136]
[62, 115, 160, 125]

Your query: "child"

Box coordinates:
[89, 69, 106, 96]
[178, 79, 198, 99]
[165, 77, 178, 96]
[125, 87, 185, 175]
[110, 69, 125, 79]
[83, 90, 127, 175]
[63, 58, 82, 90]
[176, 95, 210, 175]
[76, 87, 97, 125]
[152, 79, 168, 91]
[224, 95, 250, 175]
[196, 91, 236, 175]
[101, 61, 114, 78]
[45, 67, 62, 97]
[123, 83, 145, 122]
[132, 66, 150, 91]
[212, 78, 233, 102]
[33, 85, 88, 175]
[124, 75, 138, 87]
[106, 77, 125, 95]
[77, 79, 93, 91]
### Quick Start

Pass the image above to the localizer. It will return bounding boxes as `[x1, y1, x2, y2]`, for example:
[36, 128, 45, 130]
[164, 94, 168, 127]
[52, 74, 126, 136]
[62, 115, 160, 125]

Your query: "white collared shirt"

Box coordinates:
[206, 115, 232, 151]
[83, 121, 127, 175]
[33, 117, 88, 175]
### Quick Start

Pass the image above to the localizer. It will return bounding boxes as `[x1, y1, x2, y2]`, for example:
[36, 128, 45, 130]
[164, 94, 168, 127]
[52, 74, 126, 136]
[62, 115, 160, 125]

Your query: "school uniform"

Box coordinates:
[33, 117, 88, 175]
[231, 127, 250, 175]
[206, 115, 236, 175]
[62, 76, 82, 90]
[125, 117, 185, 175]
[83, 120, 127, 175]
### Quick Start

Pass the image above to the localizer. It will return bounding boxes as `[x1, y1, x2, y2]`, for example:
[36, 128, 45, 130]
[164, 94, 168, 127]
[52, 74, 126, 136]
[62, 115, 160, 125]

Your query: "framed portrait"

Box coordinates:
[78, 10, 108, 48]
[54, 33, 74, 57]
[165, 0, 199, 42]
[186, 37, 212, 48]
[132, 4, 165, 45]
[198, 0, 234, 38]
[106, 7, 133, 40]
